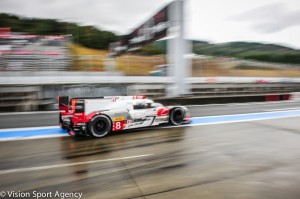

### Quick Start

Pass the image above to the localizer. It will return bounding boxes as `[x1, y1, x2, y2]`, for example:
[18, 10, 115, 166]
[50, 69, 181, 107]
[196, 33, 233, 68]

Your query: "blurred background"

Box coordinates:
[0, 0, 300, 112]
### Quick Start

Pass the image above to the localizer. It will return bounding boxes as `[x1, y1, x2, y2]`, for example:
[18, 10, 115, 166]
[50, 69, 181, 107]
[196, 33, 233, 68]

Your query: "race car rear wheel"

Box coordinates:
[170, 108, 185, 126]
[88, 115, 112, 138]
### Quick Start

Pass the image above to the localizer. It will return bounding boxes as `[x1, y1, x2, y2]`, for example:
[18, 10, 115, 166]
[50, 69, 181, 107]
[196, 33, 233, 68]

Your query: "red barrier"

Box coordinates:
[265, 94, 292, 101]
[282, 94, 291, 100]
[265, 94, 280, 101]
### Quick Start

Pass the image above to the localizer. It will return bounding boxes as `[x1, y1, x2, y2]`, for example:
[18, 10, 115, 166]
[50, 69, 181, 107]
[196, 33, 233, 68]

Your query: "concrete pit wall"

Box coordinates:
[0, 84, 128, 112]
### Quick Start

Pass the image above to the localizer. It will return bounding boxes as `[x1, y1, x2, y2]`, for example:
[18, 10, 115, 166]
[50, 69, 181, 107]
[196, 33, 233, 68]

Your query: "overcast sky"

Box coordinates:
[1, 0, 300, 49]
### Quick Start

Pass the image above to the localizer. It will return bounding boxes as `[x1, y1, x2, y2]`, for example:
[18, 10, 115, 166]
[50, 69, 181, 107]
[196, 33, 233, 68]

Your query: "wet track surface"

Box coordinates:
[1, 101, 300, 198]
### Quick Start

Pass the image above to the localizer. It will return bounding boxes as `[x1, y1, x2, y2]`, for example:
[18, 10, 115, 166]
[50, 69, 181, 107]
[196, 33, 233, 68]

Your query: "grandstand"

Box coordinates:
[0, 30, 71, 71]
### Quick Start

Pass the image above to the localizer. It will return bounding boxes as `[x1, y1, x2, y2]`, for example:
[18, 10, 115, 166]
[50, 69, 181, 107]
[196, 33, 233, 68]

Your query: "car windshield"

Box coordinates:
[133, 102, 148, 109]
[150, 103, 163, 108]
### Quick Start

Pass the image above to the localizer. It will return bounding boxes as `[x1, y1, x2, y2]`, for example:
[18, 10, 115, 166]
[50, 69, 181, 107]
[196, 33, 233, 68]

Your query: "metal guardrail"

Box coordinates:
[0, 74, 172, 85]
[0, 74, 300, 111]
[156, 93, 294, 106]
[0, 74, 300, 85]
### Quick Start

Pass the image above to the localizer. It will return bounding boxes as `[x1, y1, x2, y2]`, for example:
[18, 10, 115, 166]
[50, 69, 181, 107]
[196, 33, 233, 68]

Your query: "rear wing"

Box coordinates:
[58, 96, 69, 112]
[58, 95, 148, 112]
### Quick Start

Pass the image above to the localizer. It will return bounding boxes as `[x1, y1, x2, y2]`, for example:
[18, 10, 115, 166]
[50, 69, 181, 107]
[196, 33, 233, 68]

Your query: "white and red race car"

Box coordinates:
[59, 95, 191, 137]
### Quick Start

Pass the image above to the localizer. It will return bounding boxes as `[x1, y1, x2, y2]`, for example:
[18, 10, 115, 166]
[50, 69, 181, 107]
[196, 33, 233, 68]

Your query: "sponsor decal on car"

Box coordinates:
[113, 120, 126, 131]
[127, 117, 154, 127]
[113, 116, 125, 122]
[127, 119, 132, 126]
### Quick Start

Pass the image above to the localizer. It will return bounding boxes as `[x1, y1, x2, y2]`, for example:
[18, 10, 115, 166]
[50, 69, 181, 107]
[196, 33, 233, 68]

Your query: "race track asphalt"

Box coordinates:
[0, 101, 300, 199]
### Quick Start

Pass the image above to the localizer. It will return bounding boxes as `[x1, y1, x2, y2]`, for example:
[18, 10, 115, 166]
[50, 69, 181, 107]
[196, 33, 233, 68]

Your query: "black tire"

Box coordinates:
[170, 107, 185, 125]
[88, 115, 112, 138]
[60, 123, 68, 131]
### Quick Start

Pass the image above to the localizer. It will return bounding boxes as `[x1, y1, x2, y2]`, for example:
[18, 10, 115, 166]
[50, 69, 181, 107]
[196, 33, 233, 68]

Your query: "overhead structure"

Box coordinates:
[109, 0, 191, 96]
[167, 0, 191, 96]
[109, 4, 170, 55]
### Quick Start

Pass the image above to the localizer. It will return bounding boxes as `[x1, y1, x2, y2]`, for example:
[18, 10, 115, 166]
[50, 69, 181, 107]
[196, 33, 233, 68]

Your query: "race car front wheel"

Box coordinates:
[88, 115, 112, 138]
[170, 107, 185, 126]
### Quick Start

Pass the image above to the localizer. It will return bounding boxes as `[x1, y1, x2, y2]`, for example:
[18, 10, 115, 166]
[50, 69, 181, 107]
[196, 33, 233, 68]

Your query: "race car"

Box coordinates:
[58, 95, 191, 138]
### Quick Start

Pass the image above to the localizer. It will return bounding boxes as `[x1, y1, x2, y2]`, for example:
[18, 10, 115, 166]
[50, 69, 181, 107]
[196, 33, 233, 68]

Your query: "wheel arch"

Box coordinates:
[88, 112, 113, 131]
[169, 106, 186, 125]
[88, 113, 113, 138]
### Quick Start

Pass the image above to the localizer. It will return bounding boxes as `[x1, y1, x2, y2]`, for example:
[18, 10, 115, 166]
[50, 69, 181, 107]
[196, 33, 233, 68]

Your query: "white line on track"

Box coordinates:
[0, 134, 69, 142]
[264, 107, 300, 112]
[187, 100, 300, 107]
[0, 110, 60, 116]
[224, 100, 299, 106]
[190, 109, 300, 119]
[186, 115, 300, 127]
[0, 126, 58, 133]
[0, 154, 154, 175]
[157, 115, 300, 129]
[158, 110, 300, 129]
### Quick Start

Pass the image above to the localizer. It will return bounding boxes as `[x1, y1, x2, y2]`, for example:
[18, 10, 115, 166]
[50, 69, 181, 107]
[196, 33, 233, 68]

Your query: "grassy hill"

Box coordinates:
[0, 13, 118, 50]
[147, 40, 300, 64]
[193, 41, 298, 55]
[193, 41, 300, 64]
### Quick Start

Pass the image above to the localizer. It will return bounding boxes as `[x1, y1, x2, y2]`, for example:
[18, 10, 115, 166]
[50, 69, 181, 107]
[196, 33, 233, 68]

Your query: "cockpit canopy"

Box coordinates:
[132, 99, 163, 109]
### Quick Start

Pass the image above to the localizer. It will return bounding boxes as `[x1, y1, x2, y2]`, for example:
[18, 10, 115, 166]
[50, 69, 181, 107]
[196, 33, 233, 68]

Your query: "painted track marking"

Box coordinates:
[0, 110, 60, 116]
[264, 107, 300, 112]
[0, 154, 154, 175]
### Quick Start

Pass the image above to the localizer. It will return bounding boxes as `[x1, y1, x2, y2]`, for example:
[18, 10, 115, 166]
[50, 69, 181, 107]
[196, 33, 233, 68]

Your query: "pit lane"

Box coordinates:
[0, 101, 300, 198]
[1, 100, 300, 129]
